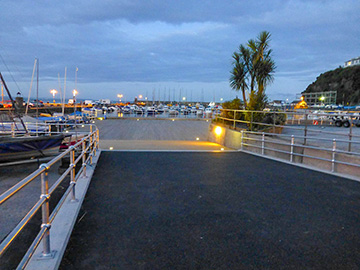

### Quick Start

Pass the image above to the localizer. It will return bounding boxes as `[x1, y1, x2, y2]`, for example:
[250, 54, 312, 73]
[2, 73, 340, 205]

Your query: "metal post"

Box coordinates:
[70, 146, 77, 201]
[250, 111, 253, 131]
[304, 112, 308, 145]
[273, 111, 276, 133]
[233, 111, 236, 129]
[40, 164, 52, 257]
[290, 135, 294, 162]
[11, 123, 15, 137]
[348, 118, 353, 152]
[82, 140, 87, 178]
[261, 132, 265, 155]
[331, 139, 336, 172]
[89, 133, 93, 163]
[240, 130, 244, 151]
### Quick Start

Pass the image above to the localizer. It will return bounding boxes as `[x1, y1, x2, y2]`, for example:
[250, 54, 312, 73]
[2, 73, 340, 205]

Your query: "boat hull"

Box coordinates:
[0, 134, 65, 162]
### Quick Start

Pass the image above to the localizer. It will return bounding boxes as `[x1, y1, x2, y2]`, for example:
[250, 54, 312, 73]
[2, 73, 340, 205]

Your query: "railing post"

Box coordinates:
[348, 118, 353, 152]
[290, 135, 294, 162]
[304, 112, 308, 145]
[240, 130, 244, 151]
[261, 132, 265, 155]
[331, 139, 336, 172]
[70, 146, 77, 202]
[39, 164, 53, 258]
[82, 140, 87, 178]
[273, 111, 276, 133]
[250, 111, 253, 131]
[89, 129, 93, 164]
[233, 111, 236, 129]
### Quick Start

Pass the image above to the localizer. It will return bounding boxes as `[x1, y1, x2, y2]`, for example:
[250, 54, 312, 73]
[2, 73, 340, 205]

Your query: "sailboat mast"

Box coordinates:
[0, 72, 28, 133]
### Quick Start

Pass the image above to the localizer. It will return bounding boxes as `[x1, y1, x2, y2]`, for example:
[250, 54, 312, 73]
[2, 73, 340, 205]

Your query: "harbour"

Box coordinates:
[1, 2, 360, 268]
[1, 114, 360, 269]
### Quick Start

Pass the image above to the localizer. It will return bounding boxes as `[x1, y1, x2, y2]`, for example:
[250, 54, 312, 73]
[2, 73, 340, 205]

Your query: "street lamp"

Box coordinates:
[50, 89, 57, 103]
[139, 95, 143, 99]
[117, 94, 123, 102]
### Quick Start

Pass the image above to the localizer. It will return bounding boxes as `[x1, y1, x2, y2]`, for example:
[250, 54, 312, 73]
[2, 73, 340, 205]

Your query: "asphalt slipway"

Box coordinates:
[59, 151, 360, 269]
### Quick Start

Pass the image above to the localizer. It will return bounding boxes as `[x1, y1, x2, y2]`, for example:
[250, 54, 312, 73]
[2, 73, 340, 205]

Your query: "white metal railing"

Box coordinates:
[0, 124, 100, 269]
[239, 130, 360, 174]
[214, 109, 360, 152]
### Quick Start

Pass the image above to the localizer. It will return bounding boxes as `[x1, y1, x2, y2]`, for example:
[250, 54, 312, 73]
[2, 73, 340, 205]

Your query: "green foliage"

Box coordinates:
[303, 65, 360, 105]
[229, 31, 275, 112]
[220, 98, 245, 125]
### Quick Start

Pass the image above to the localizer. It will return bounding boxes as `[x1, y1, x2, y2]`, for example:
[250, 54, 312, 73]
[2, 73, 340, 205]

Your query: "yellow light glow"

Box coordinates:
[196, 137, 199, 141]
[109, 147, 114, 150]
[214, 126, 222, 136]
[73, 89, 78, 96]
[139, 95, 143, 99]
[172, 119, 175, 121]
[221, 148, 224, 151]
[81, 124, 85, 128]
[137, 119, 139, 121]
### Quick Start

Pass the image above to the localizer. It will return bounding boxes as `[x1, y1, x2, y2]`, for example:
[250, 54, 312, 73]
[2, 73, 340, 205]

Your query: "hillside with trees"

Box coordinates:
[302, 65, 360, 105]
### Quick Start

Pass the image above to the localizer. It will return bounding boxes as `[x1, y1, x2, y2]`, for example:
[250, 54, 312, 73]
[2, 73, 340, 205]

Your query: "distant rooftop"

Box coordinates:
[344, 56, 360, 67]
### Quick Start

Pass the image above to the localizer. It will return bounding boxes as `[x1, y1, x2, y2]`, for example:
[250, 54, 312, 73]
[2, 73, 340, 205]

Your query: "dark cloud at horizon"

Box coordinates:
[0, 0, 359, 101]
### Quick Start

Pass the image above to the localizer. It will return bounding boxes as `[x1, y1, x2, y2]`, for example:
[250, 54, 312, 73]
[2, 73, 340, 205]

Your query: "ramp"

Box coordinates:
[60, 151, 360, 269]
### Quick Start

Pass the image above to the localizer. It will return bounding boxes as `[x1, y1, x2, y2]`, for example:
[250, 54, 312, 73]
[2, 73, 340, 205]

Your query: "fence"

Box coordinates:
[0, 124, 99, 269]
[215, 109, 360, 152]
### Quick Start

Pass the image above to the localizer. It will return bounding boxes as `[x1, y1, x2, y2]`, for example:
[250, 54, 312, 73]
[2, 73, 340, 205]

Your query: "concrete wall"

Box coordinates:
[208, 123, 359, 178]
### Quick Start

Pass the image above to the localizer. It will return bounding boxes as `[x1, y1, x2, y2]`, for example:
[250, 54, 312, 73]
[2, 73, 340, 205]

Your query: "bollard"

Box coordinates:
[261, 132, 265, 155]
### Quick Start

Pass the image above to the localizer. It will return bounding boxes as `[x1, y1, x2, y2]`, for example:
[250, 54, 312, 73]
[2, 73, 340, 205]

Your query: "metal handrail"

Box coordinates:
[240, 130, 360, 173]
[0, 124, 99, 268]
[216, 109, 360, 151]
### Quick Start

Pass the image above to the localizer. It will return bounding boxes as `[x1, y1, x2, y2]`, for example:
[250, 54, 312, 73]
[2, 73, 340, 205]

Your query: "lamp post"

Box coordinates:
[117, 94, 123, 103]
[50, 89, 57, 103]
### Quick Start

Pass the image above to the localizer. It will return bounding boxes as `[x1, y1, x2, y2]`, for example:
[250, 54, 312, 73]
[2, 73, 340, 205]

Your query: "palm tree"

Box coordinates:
[230, 31, 275, 111]
[230, 52, 248, 108]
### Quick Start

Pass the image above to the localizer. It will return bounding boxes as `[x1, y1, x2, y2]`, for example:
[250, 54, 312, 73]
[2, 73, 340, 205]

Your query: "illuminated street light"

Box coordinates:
[117, 94, 123, 102]
[73, 89, 78, 97]
[139, 94, 143, 99]
[50, 89, 57, 103]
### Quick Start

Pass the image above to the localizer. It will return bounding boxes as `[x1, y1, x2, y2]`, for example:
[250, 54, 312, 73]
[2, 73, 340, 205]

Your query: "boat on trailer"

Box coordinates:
[0, 134, 66, 163]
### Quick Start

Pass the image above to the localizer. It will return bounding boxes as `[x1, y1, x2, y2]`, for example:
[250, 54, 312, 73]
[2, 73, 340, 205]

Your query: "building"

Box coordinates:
[344, 56, 360, 67]
[301, 91, 337, 106]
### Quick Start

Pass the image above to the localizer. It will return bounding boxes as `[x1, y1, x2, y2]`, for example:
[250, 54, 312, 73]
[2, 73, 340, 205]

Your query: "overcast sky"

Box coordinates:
[0, 0, 359, 102]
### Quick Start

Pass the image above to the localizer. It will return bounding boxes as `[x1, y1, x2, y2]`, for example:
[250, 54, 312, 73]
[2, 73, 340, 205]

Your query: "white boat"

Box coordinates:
[169, 109, 179, 115]
[204, 108, 212, 118]
[146, 106, 157, 114]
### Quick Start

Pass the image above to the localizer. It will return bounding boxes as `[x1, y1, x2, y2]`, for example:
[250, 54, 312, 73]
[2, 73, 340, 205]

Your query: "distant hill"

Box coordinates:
[302, 65, 360, 105]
